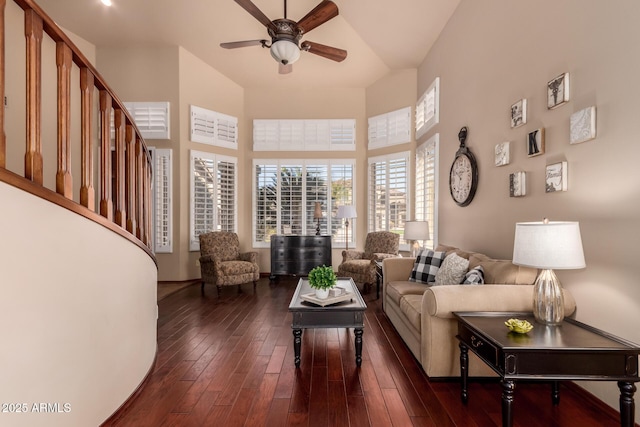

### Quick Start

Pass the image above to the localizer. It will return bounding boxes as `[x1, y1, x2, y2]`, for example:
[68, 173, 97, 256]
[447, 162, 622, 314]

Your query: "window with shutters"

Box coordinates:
[368, 107, 412, 149]
[124, 102, 170, 140]
[190, 105, 238, 149]
[415, 134, 439, 249]
[416, 77, 439, 140]
[253, 119, 356, 151]
[368, 152, 410, 250]
[253, 159, 355, 248]
[189, 150, 237, 251]
[150, 148, 173, 253]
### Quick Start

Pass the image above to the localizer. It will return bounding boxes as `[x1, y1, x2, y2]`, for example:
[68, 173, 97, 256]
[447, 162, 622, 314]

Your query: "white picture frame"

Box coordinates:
[547, 73, 570, 109]
[495, 142, 510, 166]
[570, 106, 597, 144]
[527, 128, 545, 157]
[545, 161, 568, 193]
[509, 171, 526, 197]
[510, 99, 527, 128]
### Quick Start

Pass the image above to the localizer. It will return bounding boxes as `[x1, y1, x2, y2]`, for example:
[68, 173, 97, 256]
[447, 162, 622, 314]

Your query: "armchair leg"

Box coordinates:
[253, 281, 257, 291]
[217, 285, 222, 297]
[201, 281, 205, 295]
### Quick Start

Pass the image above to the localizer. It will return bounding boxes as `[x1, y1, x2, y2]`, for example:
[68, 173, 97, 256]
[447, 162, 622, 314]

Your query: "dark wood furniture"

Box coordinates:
[288, 278, 367, 367]
[270, 235, 332, 280]
[454, 311, 640, 427]
[375, 260, 383, 300]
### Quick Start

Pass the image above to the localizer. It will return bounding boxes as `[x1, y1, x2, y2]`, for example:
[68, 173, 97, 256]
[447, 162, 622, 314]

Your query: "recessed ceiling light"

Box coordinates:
[101, 0, 112, 6]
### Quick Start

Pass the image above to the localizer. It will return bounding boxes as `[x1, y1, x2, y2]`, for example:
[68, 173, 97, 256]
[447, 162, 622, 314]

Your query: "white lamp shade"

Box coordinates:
[404, 221, 430, 241]
[513, 221, 586, 269]
[336, 205, 357, 219]
[270, 40, 300, 65]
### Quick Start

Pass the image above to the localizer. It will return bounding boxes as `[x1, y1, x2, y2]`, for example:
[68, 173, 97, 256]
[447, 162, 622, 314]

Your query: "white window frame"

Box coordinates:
[190, 105, 238, 150]
[252, 159, 356, 248]
[149, 147, 173, 253]
[253, 119, 356, 151]
[367, 151, 411, 251]
[415, 134, 439, 249]
[416, 77, 440, 140]
[368, 106, 412, 149]
[124, 102, 170, 140]
[189, 150, 238, 251]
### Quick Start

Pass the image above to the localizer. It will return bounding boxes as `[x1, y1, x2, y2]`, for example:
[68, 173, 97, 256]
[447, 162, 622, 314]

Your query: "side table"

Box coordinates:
[375, 260, 383, 300]
[454, 312, 640, 427]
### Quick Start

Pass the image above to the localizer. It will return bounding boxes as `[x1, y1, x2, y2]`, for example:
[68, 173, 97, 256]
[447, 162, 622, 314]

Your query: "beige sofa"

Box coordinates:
[382, 244, 577, 378]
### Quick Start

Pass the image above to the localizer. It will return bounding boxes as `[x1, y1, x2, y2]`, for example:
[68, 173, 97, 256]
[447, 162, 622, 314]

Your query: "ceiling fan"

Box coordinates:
[220, 0, 347, 74]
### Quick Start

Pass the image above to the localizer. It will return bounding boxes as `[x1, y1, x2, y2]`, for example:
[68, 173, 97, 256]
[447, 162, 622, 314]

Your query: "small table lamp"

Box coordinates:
[404, 221, 430, 257]
[314, 202, 323, 236]
[336, 205, 357, 251]
[512, 219, 585, 325]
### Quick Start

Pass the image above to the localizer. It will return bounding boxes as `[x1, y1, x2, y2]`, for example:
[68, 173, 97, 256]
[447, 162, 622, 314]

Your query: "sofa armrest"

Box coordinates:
[382, 257, 416, 285]
[423, 285, 576, 319]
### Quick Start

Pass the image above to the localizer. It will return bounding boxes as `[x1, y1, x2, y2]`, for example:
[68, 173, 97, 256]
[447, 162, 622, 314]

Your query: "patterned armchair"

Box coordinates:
[338, 231, 400, 289]
[199, 231, 259, 296]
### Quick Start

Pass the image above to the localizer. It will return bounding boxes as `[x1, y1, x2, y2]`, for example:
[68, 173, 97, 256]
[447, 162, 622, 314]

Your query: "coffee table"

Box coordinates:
[454, 312, 640, 427]
[289, 277, 367, 367]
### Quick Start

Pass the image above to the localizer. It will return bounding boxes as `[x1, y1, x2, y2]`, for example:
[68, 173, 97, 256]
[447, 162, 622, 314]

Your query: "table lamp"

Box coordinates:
[336, 205, 357, 251]
[314, 202, 323, 236]
[404, 221, 430, 257]
[512, 219, 585, 325]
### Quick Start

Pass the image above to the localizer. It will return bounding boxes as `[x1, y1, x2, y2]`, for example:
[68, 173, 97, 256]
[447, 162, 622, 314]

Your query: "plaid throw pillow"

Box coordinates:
[462, 265, 485, 285]
[409, 250, 446, 284]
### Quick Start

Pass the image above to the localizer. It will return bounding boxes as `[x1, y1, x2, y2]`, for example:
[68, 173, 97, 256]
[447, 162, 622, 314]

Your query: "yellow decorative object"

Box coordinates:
[504, 318, 534, 334]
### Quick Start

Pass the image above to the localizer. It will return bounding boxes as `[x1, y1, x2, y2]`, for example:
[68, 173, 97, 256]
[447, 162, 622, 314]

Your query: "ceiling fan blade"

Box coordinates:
[301, 41, 347, 62]
[296, 0, 339, 34]
[234, 0, 277, 32]
[220, 39, 267, 49]
[279, 63, 293, 74]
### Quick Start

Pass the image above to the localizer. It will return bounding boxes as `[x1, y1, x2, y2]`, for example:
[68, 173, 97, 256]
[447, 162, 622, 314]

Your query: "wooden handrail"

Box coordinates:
[0, 0, 155, 258]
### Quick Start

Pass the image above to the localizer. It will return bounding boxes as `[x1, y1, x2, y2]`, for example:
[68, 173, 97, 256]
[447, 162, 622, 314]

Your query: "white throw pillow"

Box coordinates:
[434, 252, 470, 286]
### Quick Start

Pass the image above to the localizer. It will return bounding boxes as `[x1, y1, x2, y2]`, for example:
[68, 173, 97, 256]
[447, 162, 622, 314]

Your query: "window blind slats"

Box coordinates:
[154, 148, 173, 253]
[253, 119, 355, 151]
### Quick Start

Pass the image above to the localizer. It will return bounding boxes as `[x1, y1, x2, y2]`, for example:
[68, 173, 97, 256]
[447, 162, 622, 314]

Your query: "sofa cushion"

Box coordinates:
[435, 253, 469, 285]
[409, 249, 446, 284]
[462, 265, 485, 285]
[399, 295, 423, 332]
[387, 281, 429, 306]
[469, 255, 537, 285]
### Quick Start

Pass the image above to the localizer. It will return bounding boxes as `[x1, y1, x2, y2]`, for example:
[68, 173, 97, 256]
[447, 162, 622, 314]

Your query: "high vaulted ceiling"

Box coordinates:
[36, 0, 459, 89]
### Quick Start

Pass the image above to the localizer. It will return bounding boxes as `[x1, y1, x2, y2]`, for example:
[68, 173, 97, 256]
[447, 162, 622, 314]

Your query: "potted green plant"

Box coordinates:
[308, 265, 337, 299]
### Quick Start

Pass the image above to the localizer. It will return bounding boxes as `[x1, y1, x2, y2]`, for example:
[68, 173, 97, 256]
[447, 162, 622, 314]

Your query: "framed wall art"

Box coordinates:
[495, 142, 510, 166]
[527, 128, 545, 157]
[509, 171, 526, 197]
[545, 161, 568, 193]
[510, 99, 527, 128]
[547, 72, 570, 109]
[570, 106, 597, 144]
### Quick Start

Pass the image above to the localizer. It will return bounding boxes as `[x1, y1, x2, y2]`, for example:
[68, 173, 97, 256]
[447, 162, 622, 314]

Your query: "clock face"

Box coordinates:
[450, 155, 473, 204]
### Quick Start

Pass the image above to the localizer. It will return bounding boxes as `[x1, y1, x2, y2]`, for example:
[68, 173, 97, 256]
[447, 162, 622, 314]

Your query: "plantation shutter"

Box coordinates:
[153, 148, 173, 253]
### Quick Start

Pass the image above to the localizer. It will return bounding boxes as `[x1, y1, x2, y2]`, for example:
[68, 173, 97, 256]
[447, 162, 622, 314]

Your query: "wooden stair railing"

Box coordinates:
[0, 0, 154, 256]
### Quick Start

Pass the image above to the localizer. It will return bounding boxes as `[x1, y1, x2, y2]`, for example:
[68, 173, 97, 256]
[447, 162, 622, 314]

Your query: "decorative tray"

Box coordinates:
[300, 291, 354, 307]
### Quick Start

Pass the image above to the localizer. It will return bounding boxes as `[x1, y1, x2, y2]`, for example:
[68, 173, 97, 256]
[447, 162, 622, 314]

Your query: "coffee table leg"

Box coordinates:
[501, 380, 515, 427]
[293, 328, 302, 367]
[618, 381, 636, 427]
[354, 328, 363, 366]
[459, 342, 469, 403]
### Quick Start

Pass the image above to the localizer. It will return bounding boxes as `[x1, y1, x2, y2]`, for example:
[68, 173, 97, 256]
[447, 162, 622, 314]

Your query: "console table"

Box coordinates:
[270, 235, 332, 280]
[454, 312, 640, 427]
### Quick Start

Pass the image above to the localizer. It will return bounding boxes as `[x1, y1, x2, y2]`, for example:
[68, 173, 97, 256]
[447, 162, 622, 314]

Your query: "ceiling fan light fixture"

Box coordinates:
[270, 39, 300, 65]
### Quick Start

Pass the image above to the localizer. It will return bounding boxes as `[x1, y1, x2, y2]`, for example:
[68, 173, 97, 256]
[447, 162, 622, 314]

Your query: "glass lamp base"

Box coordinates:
[533, 269, 564, 325]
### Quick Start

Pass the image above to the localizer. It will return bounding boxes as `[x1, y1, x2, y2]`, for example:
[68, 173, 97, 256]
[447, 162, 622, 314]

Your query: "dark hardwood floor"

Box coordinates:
[104, 277, 624, 426]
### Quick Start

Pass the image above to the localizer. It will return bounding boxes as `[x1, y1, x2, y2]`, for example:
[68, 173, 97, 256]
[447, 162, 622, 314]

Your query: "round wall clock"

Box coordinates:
[449, 126, 479, 207]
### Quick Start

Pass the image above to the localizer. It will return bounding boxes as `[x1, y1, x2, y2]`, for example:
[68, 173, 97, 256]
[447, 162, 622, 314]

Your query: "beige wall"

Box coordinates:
[418, 0, 640, 414]
[0, 183, 157, 427]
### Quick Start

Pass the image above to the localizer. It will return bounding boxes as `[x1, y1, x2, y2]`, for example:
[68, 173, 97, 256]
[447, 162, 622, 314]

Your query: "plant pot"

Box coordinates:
[315, 288, 330, 299]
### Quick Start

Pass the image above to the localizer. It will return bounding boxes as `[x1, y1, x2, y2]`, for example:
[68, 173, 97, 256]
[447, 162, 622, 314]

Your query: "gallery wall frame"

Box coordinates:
[510, 99, 527, 128]
[570, 106, 597, 144]
[495, 142, 510, 166]
[527, 128, 545, 157]
[547, 72, 570, 109]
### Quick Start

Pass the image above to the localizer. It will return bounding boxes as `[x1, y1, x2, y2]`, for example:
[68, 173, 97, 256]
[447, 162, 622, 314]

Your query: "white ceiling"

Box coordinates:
[36, 0, 459, 89]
